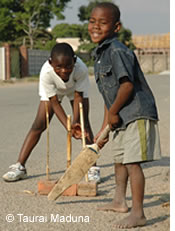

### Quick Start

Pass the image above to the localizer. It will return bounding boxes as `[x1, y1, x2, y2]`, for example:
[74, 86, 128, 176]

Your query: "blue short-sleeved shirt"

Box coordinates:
[92, 36, 158, 128]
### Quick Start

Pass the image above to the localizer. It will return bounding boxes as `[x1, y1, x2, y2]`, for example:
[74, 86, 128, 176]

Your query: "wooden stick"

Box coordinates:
[67, 115, 72, 168]
[79, 102, 88, 182]
[79, 102, 86, 148]
[45, 101, 50, 180]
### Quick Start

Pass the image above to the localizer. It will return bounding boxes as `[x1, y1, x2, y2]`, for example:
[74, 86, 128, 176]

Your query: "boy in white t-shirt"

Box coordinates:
[3, 43, 100, 183]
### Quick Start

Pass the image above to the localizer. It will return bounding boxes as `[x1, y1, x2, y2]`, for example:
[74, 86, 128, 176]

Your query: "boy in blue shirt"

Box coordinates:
[88, 2, 161, 229]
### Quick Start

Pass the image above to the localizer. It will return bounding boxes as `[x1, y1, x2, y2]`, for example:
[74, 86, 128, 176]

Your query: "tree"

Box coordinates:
[0, 0, 24, 41]
[117, 27, 136, 50]
[78, 0, 111, 22]
[52, 24, 82, 39]
[0, 0, 70, 49]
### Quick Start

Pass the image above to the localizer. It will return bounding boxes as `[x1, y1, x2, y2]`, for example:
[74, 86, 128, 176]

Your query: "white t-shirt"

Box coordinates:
[39, 57, 90, 101]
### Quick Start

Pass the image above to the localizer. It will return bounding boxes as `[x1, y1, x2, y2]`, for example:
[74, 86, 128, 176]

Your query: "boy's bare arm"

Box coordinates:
[109, 77, 134, 129]
[49, 95, 67, 129]
[72, 91, 83, 124]
[102, 104, 109, 129]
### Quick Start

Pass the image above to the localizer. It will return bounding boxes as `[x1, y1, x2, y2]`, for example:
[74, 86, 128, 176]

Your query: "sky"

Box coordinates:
[51, 0, 170, 35]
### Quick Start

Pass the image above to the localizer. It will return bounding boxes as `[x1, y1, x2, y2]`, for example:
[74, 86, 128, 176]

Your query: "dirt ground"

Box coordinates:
[0, 74, 170, 231]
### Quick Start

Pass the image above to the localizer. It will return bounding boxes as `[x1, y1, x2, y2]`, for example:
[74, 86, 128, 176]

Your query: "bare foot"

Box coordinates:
[97, 201, 128, 213]
[115, 213, 146, 229]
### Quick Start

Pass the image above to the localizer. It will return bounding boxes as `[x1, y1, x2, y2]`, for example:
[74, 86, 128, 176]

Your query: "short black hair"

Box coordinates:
[50, 43, 75, 60]
[95, 2, 120, 23]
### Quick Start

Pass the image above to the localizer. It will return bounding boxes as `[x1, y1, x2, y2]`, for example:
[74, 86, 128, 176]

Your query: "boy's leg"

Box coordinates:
[18, 101, 54, 166]
[97, 163, 128, 213]
[3, 101, 54, 182]
[116, 163, 146, 228]
[82, 98, 94, 144]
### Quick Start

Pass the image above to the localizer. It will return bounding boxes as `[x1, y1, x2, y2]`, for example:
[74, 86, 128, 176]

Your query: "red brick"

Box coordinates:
[62, 184, 77, 196]
[38, 179, 57, 195]
[77, 182, 97, 197]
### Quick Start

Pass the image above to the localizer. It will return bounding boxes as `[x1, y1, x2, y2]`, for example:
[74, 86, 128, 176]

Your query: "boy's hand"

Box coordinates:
[94, 130, 109, 149]
[71, 123, 82, 139]
[108, 112, 121, 131]
[71, 123, 88, 140]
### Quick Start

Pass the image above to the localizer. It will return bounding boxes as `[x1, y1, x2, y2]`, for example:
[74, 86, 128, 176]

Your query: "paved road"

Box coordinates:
[0, 74, 169, 231]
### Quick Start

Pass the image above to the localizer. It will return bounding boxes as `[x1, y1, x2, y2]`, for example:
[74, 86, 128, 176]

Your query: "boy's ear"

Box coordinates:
[49, 58, 52, 64]
[73, 55, 77, 63]
[114, 22, 121, 33]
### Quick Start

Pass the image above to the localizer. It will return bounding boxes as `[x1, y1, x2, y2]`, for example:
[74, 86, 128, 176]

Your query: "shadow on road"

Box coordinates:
[142, 156, 170, 168]
[146, 215, 169, 227]
[27, 170, 65, 180]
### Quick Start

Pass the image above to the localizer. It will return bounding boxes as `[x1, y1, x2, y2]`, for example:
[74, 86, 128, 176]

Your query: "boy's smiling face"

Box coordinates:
[49, 55, 74, 82]
[88, 7, 120, 44]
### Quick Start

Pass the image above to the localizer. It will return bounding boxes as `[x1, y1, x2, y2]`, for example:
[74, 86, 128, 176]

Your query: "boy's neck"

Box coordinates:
[98, 35, 117, 46]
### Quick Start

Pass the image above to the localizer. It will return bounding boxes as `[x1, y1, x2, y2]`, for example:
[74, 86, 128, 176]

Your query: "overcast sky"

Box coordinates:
[51, 0, 170, 35]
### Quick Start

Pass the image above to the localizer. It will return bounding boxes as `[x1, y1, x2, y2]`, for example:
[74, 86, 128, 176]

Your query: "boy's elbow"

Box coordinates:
[123, 81, 134, 94]
[119, 77, 134, 93]
[128, 82, 134, 93]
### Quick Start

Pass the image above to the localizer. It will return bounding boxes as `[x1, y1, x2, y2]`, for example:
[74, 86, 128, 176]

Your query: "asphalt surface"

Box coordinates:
[0, 74, 170, 231]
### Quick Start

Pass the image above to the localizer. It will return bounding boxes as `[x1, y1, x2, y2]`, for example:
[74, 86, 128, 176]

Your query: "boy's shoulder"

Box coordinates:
[39, 60, 55, 81]
[110, 38, 133, 56]
[40, 60, 52, 74]
[74, 56, 88, 73]
[75, 56, 87, 67]
[97, 37, 134, 59]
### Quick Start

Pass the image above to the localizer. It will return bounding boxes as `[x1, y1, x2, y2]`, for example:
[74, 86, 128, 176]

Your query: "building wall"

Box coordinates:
[28, 49, 50, 76]
[0, 47, 6, 80]
[132, 33, 170, 50]
[135, 53, 170, 73]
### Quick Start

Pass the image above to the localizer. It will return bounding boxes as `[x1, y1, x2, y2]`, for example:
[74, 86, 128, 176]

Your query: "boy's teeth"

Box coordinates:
[93, 33, 99, 37]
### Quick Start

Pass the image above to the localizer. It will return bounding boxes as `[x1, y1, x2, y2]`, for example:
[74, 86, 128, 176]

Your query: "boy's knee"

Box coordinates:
[83, 98, 89, 112]
[125, 163, 141, 172]
[31, 120, 46, 133]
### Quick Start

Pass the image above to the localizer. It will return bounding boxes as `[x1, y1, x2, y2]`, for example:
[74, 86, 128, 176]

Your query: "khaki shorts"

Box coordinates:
[112, 119, 162, 164]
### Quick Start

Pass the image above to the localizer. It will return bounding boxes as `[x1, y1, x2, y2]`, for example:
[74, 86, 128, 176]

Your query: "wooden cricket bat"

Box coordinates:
[48, 125, 110, 201]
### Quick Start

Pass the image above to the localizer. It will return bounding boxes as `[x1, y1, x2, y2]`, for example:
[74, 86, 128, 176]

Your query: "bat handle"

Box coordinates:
[96, 124, 111, 147]
[79, 102, 89, 182]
